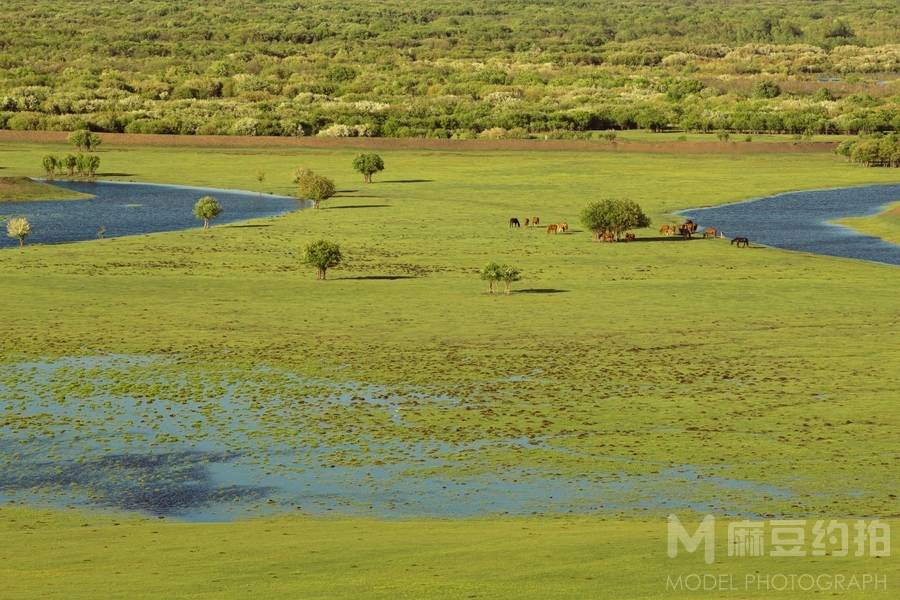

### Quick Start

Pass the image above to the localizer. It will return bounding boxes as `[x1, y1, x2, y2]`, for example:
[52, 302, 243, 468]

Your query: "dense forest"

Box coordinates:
[0, 0, 898, 138]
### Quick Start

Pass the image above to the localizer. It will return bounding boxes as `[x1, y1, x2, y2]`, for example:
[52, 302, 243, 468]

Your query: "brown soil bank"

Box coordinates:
[0, 130, 838, 154]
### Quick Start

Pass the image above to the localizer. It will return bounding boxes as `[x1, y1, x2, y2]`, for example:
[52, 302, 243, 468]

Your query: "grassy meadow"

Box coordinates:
[0, 175, 91, 201]
[839, 201, 900, 244]
[0, 138, 898, 597]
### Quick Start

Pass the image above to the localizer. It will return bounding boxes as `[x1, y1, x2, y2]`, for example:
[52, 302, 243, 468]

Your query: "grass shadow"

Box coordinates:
[514, 288, 569, 294]
[630, 236, 700, 243]
[338, 275, 416, 281]
[325, 204, 392, 210]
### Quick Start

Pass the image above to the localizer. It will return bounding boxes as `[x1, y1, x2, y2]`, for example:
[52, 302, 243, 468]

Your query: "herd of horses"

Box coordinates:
[508, 216, 751, 246]
[508, 216, 569, 234]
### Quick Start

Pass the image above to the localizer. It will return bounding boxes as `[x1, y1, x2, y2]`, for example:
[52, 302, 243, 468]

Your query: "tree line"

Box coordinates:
[0, 0, 896, 139]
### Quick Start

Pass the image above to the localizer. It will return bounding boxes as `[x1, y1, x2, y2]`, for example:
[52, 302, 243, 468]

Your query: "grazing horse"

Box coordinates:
[679, 224, 693, 239]
[532, 216, 540, 227]
[659, 224, 675, 236]
[682, 219, 698, 234]
[546, 223, 558, 234]
[558, 222, 568, 232]
[703, 227, 717, 239]
[524, 218, 530, 227]
[624, 232, 636, 242]
[509, 217, 520, 228]
[731, 237, 750, 247]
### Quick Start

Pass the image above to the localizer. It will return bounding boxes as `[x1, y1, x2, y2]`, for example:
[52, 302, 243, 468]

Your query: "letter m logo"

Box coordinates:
[668, 514, 716, 564]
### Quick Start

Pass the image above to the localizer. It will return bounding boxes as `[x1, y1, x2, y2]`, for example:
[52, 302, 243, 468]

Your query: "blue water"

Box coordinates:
[679, 183, 900, 266]
[0, 180, 301, 247]
[0, 355, 794, 521]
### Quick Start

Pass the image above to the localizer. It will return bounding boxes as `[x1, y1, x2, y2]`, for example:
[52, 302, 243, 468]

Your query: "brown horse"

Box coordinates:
[703, 227, 717, 239]
[524, 218, 530, 227]
[509, 217, 520, 228]
[532, 216, 540, 227]
[731, 237, 750, 247]
[601, 231, 616, 242]
[558, 222, 568, 232]
[546, 224, 558, 234]
[659, 224, 675, 236]
[679, 224, 693, 239]
[624, 232, 636, 242]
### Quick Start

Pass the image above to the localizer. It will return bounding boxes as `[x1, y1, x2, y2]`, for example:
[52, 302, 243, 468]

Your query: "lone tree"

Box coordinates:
[68, 129, 102, 152]
[42, 155, 59, 178]
[580, 199, 650, 242]
[499, 264, 522, 294]
[295, 168, 336, 209]
[480, 262, 521, 294]
[75, 153, 100, 177]
[63, 153, 78, 176]
[193, 195, 223, 229]
[302, 239, 343, 280]
[352, 153, 385, 183]
[480, 262, 503, 294]
[7, 217, 32, 247]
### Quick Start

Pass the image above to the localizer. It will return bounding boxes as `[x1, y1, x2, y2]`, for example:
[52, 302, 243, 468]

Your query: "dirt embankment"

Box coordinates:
[0, 129, 839, 154]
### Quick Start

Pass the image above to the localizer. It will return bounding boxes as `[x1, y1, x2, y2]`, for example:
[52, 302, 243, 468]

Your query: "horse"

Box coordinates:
[659, 224, 675, 236]
[731, 236, 750, 247]
[509, 217, 520, 228]
[558, 222, 568, 232]
[679, 224, 693, 239]
[532, 216, 540, 227]
[624, 232, 636, 242]
[524, 218, 530, 227]
[546, 223, 558, 234]
[703, 227, 717, 239]
[601, 231, 616, 242]
[682, 219, 698, 234]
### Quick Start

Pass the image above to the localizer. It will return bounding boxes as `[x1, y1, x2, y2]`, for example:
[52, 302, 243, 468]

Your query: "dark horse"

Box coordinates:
[679, 219, 698, 239]
[731, 237, 750, 247]
[509, 217, 521, 228]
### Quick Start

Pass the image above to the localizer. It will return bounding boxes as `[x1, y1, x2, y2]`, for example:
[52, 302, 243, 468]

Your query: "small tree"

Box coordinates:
[302, 239, 343, 280]
[193, 195, 223, 229]
[499, 265, 521, 295]
[68, 129, 102, 151]
[296, 169, 335, 209]
[63, 153, 78, 176]
[480, 262, 503, 294]
[85, 154, 100, 177]
[41, 155, 59, 178]
[6, 217, 32, 247]
[352, 153, 385, 183]
[580, 199, 651, 242]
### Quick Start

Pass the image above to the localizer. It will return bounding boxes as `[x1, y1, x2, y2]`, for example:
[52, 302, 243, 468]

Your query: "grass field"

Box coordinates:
[839, 201, 900, 245]
[0, 137, 898, 597]
[1, 507, 896, 600]
[0, 176, 91, 201]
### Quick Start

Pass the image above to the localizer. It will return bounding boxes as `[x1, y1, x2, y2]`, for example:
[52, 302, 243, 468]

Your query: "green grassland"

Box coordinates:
[1, 507, 897, 600]
[0, 140, 899, 597]
[0, 176, 91, 201]
[838, 201, 900, 244]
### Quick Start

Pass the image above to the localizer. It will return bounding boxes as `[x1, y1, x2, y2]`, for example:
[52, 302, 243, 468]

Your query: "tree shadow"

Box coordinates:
[514, 288, 569, 294]
[338, 275, 416, 280]
[629, 236, 701, 242]
[379, 179, 433, 184]
[324, 204, 392, 210]
[96, 172, 136, 177]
